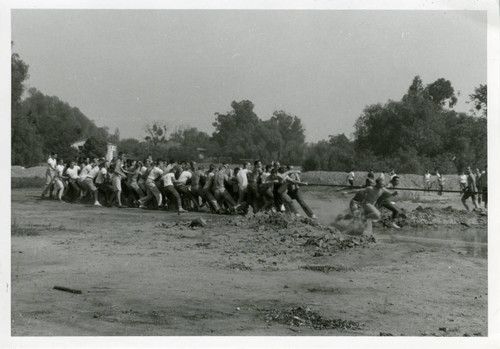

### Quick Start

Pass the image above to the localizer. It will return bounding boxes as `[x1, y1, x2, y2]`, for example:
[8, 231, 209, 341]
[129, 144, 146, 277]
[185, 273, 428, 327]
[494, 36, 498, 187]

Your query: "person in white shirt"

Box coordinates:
[161, 169, 187, 213]
[423, 170, 431, 195]
[77, 159, 93, 199]
[138, 160, 164, 209]
[201, 164, 220, 213]
[63, 160, 81, 201]
[459, 172, 467, 196]
[95, 160, 112, 205]
[41, 153, 58, 198]
[110, 153, 127, 207]
[175, 163, 199, 210]
[235, 162, 250, 207]
[83, 161, 102, 206]
[346, 170, 355, 187]
[137, 161, 149, 195]
[436, 169, 444, 196]
[53, 159, 66, 202]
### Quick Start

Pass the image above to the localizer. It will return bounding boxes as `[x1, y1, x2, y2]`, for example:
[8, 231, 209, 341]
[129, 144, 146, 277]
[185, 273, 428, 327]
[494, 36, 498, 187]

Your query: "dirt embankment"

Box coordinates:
[379, 206, 487, 229]
[301, 171, 462, 191]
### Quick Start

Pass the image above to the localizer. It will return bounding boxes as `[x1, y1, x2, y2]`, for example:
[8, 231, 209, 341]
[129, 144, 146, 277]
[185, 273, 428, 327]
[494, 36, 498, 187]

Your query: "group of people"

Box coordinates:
[338, 164, 488, 231]
[423, 167, 487, 210]
[39, 152, 318, 219]
[340, 169, 402, 229]
[458, 167, 488, 211]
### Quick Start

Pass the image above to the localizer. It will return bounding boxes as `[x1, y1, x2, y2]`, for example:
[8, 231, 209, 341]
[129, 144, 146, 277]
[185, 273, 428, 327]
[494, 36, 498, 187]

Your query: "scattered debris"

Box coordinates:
[307, 286, 342, 294]
[263, 306, 362, 331]
[190, 217, 207, 228]
[53, 286, 82, 294]
[301, 265, 353, 273]
[379, 332, 393, 336]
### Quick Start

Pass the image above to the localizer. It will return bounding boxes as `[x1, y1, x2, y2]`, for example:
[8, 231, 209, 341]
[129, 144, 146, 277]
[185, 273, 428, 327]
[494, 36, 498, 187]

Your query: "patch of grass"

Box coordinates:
[11, 177, 45, 189]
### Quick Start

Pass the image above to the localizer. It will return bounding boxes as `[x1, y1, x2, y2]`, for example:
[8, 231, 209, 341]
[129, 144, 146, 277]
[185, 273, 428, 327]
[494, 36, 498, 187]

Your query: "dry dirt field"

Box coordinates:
[11, 186, 487, 337]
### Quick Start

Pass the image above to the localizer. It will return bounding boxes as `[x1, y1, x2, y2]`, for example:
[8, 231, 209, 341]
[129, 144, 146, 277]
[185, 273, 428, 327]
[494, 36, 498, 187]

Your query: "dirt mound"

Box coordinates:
[230, 212, 375, 256]
[380, 206, 487, 228]
[263, 305, 362, 331]
[235, 211, 322, 232]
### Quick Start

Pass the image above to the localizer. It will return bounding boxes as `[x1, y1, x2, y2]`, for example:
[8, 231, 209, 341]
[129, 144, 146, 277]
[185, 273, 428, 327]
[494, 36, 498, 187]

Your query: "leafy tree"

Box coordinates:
[12, 107, 44, 166]
[20, 88, 108, 159]
[117, 138, 149, 160]
[11, 49, 43, 166]
[267, 111, 306, 165]
[144, 123, 168, 145]
[11, 50, 29, 108]
[168, 127, 217, 161]
[469, 84, 487, 117]
[350, 76, 485, 174]
[424, 78, 457, 108]
[82, 135, 107, 159]
[212, 100, 265, 162]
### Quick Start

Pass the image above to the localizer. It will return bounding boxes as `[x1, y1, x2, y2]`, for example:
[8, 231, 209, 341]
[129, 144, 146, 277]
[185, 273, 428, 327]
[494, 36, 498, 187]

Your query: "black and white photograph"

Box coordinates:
[3, 0, 499, 347]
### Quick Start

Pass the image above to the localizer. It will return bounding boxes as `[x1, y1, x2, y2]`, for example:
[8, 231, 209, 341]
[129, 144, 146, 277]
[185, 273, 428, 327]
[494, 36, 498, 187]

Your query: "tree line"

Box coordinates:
[304, 77, 486, 174]
[12, 49, 486, 174]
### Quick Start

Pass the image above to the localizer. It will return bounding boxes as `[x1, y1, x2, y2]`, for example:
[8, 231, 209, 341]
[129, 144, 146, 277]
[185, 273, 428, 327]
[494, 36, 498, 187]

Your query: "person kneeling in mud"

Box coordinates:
[341, 178, 397, 223]
[375, 175, 402, 229]
[361, 178, 398, 222]
[339, 178, 374, 222]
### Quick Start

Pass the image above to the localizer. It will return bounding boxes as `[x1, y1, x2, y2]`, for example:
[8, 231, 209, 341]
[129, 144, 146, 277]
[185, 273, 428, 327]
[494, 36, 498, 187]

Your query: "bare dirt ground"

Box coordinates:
[11, 187, 487, 336]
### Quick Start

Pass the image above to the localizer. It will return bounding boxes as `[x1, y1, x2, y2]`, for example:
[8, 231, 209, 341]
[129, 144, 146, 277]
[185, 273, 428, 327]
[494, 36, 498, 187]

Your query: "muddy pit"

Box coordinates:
[11, 188, 487, 336]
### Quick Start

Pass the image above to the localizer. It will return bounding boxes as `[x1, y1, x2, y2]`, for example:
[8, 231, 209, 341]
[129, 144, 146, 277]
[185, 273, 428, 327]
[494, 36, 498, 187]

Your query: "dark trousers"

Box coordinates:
[288, 188, 314, 218]
[162, 185, 182, 209]
[176, 184, 199, 209]
[379, 200, 400, 219]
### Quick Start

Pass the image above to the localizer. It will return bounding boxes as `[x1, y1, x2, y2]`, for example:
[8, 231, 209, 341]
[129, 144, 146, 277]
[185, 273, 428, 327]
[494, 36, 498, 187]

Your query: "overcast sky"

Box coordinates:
[11, 10, 486, 142]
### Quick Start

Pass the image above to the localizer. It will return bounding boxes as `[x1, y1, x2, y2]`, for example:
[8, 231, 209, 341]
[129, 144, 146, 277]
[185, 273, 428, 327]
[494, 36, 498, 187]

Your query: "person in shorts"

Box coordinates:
[41, 153, 57, 198]
[461, 168, 479, 211]
[376, 175, 402, 228]
[347, 170, 355, 187]
[110, 153, 127, 207]
[423, 170, 431, 195]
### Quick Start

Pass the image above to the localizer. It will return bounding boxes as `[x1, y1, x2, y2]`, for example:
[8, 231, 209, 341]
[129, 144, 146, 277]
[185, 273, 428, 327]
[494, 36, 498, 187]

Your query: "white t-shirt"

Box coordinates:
[95, 167, 107, 184]
[66, 167, 79, 180]
[177, 171, 192, 185]
[138, 166, 147, 180]
[56, 164, 65, 177]
[147, 167, 164, 182]
[424, 173, 431, 182]
[79, 164, 92, 179]
[459, 174, 467, 184]
[237, 169, 249, 189]
[47, 157, 56, 171]
[261, 172, 270, 183]
[87, 166, 100, 180]
[162, 172, 176, 187]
